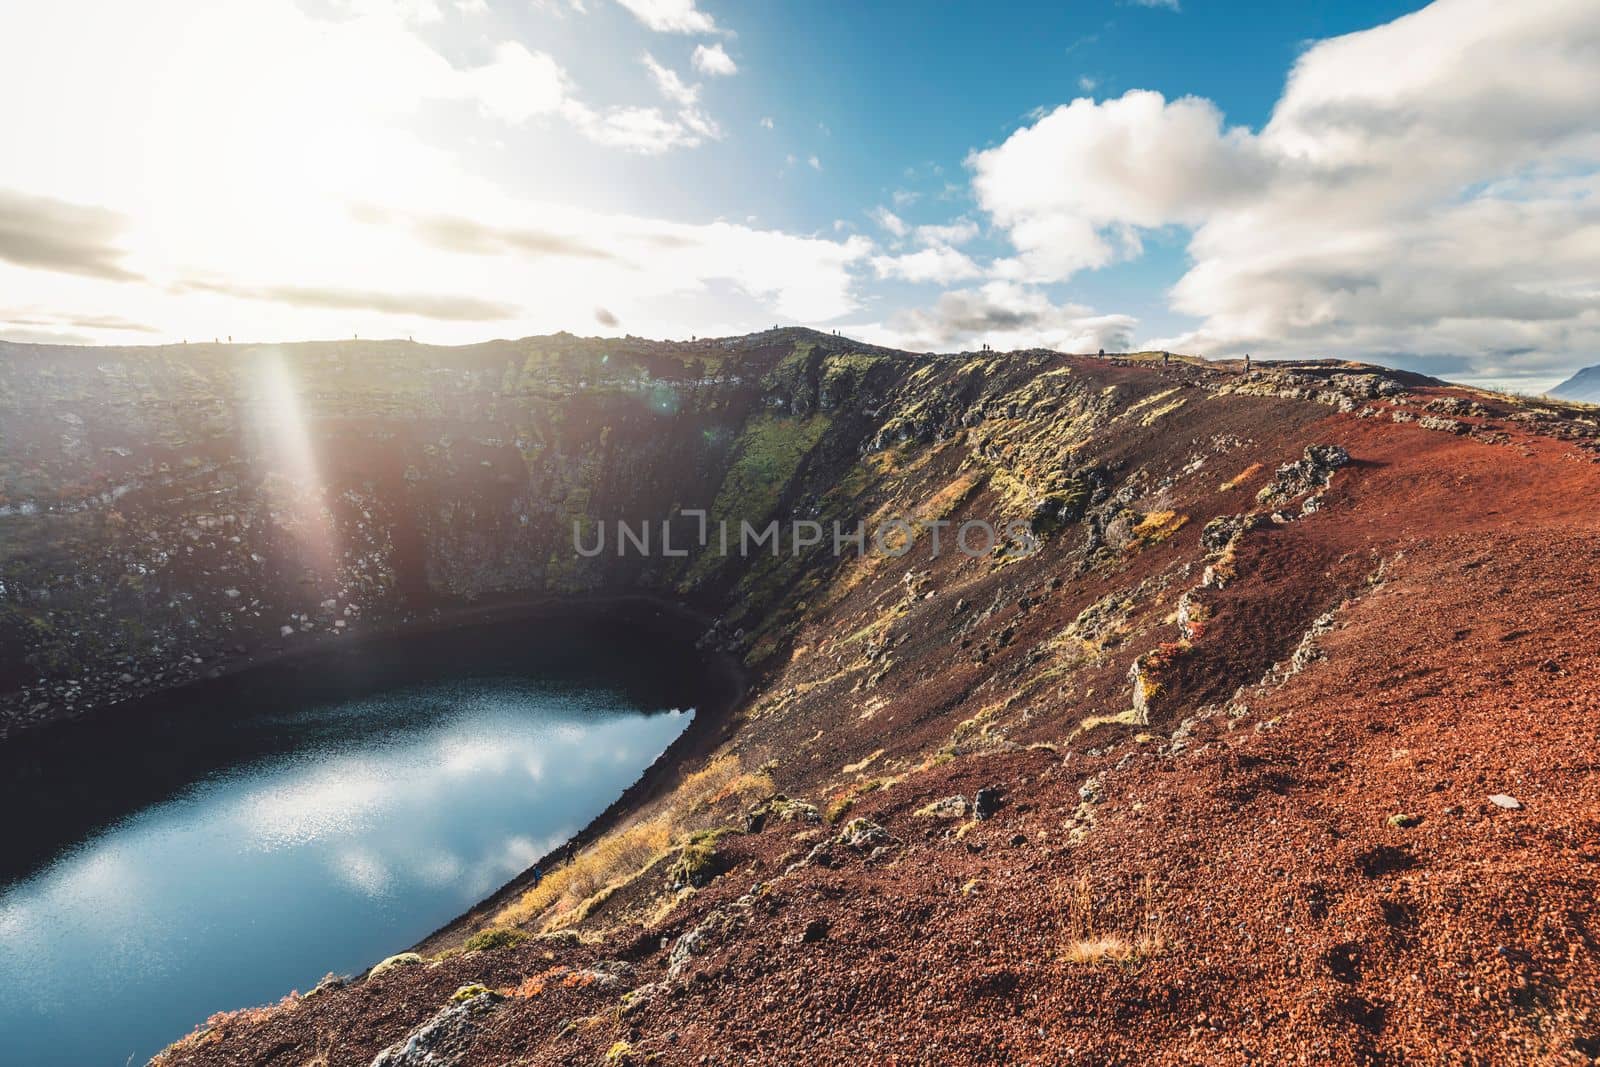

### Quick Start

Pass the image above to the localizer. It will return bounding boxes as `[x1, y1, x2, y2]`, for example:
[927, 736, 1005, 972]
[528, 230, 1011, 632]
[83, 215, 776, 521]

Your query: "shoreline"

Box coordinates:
[0, 587, 737, 745]
[3, 585, 751, 969]
[408, 601, 749, 956]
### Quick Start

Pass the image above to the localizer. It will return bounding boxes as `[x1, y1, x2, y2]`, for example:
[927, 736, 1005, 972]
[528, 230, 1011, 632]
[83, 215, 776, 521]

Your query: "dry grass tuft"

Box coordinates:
[1062, 935, 1139, 965]
[1220, 462, 1264, 493]
[500, 967, 594, 999]
[1132, 510, 1189, 545]
[492, 754, 771, 931]
[499, 820, 673, 930]
[1058, 874, 1166, 966]
[152, 992, 303, 1062]
[676, 753, 774, 813]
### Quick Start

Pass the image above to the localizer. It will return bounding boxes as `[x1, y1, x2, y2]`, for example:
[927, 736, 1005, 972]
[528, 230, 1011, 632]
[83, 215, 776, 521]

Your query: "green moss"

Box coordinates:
[712, 414, 832, 523]
[463, 927, 529, 953]
[763, 342, 816, 393]
[823, 777, 895, 823]
[369, 952, 425, 978]
[830, 458, 879, 501]
[820, 353, 882, 408]
[685, 826, 734, 846]
[667, 839, 722, 889]
[824, 794, 856, 823]
[1029, 472, 1094, 535]
[750, 795, 822, 824]
[682, 413, 832, 588]
[450, 983, 493, 1003]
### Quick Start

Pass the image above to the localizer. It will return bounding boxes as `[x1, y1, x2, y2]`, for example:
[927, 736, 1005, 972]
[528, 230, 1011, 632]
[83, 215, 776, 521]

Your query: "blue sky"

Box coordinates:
[451, 0, 1431, 342]
[1, 0, 1597, 391]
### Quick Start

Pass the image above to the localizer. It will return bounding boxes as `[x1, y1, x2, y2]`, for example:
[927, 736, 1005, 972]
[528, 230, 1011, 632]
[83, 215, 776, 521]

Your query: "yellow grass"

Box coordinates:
[843, 748, 885, 774]
[823, 774, 900, 822]
[822, 457, 981, 608]
[1058, 874, 1166, 966]
[497, 820, 672, 929]
[1062, 936, 1140, 965]
[1132, 510, 1188, 544]
[1066, 708, 1145, 741]
[491, 754, 771, 932]
[1138, 396, 1188, 427]
[1118, 386, 1181, 423]
[1220, 462, 1264, 492]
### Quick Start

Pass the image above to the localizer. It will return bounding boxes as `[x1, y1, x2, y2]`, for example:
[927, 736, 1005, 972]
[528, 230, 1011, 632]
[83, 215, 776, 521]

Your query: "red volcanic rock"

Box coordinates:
[150, 353, 1600, 1066]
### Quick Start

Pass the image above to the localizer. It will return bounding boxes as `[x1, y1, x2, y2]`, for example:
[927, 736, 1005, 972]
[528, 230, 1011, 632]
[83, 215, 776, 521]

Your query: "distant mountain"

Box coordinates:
[1551, 364, 1600, 403]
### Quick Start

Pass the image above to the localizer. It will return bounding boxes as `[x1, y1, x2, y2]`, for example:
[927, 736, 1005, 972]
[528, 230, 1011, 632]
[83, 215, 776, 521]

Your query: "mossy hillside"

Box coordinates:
[666, 829, 728, 889]
[679, 413, 834, 594]
[820, 353, 886, 410]
[709, 414, 833, 528]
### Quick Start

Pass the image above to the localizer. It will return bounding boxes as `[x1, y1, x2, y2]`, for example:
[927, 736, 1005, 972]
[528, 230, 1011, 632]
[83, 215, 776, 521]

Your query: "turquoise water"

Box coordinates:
[0, 622, 701, 1065]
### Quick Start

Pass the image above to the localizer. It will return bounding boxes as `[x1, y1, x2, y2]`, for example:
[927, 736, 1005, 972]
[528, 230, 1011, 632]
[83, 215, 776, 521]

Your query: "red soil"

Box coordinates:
[157, 359, 1600, 1066]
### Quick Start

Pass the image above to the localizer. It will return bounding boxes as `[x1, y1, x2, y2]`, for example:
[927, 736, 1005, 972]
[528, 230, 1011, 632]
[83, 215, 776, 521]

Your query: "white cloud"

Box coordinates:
[808, 154, 822, 171]
[563, 101, 718, 152]
[870, 246, 983, 284]
[869, 206, 909, 238]
[642, 52, 699, 107]
[0, 0, 862, 345]
[1077, 75, 1098, 92]
[614, 0, 718, 33]
[969, 0, 1600, 387]
[462, 41, 573, 124]
[617, 53, 724, 148]
[759, 116, 774, 129]
[914, 218, 979, 247]
[866, 211, 983, 282]
[342, 0, 446, 21]
[971, 90, 1265, 280]
[1124, 0, 1180, 10]
[692, 42, 737, 76]
[873, 281, 1136, 353]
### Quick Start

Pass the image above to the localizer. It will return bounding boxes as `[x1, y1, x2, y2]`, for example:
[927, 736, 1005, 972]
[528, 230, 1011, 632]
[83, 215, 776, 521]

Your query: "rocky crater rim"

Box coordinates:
[6, 329, 1600, 1065]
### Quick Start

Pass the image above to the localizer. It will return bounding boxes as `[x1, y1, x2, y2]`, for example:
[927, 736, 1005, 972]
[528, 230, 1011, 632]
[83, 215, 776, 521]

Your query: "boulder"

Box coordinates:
[973, 786, 1003, 820]
[669, 909, 731, 976]
[914, 795, 971, 819]
[303, 972, 348, 1000]
[838, 817, 893, 851]
[371, 986, 503, 1067]
[369, 952, 426, 978]
[1417, 416, 1467, 435]
[1256, 445, 1350, 506]
[667, 839, 722, 890]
